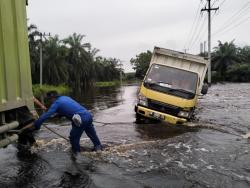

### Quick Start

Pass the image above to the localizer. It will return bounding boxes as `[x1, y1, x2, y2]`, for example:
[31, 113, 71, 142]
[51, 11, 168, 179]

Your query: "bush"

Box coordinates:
[95, 81, 120, 87]
[226, 63, 250, 82]
[33, 84, 71, 98]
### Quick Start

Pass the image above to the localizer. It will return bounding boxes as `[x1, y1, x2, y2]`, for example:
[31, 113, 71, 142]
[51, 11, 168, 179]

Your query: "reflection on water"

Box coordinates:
[71, 86, 124, 113]
[0, 146, 51, 187]
[0, 84, 250, 188]
[135, 122, 199, 140]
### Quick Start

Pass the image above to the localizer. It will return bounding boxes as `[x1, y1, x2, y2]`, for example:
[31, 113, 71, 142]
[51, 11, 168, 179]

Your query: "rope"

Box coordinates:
[42, 120, 131, 141]
[44, 121, 132, 127]
[43, 124, 69, 142]
[42, 121, 250, 143]
[184, 123, 244, 137]
[93, 121, 111, 126]
[93, 120, 132, 126]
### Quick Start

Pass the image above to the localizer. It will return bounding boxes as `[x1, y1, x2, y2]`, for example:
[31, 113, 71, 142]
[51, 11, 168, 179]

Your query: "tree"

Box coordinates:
[212, 40, 240, 81]
[130, 50, 152, 79]
[28, 24, 40, 84]
[43, 36, 69, 85]
[238, 46, 250, 64]
[87, 45, 100, 82]
[226, 63, 250, 82]
[63, 33, 92, 88]
[28, 24, 123, 88]
[94, 57, 120, 81]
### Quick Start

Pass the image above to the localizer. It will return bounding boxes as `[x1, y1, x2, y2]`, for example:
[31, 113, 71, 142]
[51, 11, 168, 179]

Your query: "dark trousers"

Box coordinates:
[69, 116, 101, 153]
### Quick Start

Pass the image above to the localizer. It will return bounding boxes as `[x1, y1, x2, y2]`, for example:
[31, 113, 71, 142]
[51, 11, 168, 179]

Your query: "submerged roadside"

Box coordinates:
[0, 83, 249, 188]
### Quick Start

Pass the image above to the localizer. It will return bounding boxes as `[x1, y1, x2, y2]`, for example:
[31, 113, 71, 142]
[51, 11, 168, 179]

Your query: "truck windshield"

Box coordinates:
[144, 64, 198, 99]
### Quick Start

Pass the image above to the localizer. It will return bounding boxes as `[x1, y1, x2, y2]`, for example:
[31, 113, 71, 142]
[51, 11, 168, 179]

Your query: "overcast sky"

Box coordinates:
[27, 0, 250, 72]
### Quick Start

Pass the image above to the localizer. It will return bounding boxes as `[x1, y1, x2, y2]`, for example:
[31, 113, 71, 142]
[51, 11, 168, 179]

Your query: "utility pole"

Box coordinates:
[39, 33, 43, 88]
[39, 32, 50, 106]
[183, 49, 189, 54]
[201, 0, 218, 86]
[204, 41, 206, 57]
[39, 32, 50, 88]
[200, 43, 203, 55]
[118, 60, 123, 86]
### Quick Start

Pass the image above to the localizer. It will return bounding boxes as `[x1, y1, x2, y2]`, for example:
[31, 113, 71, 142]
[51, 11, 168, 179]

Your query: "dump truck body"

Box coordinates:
[0, 0, 34, 148]
[135, 47, 208, 124]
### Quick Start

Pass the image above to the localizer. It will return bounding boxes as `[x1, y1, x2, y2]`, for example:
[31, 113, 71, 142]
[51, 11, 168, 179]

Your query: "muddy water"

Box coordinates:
[0, 83, 250, 188]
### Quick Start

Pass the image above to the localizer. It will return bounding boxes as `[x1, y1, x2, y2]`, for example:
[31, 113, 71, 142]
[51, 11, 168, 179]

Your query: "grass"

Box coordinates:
[95, 81, 120, 87]
[33, 84, 71, 98]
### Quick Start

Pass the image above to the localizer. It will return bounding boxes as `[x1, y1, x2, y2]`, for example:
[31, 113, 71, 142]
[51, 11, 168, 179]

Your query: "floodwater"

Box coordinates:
[0, 83, 250, 188]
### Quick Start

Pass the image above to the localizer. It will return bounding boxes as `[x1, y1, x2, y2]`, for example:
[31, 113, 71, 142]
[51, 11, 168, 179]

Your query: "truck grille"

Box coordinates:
[148, 99, 181, 116]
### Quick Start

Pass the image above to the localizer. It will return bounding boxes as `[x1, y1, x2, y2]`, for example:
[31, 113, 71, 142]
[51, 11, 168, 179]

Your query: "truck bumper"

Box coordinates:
[135, 105, 187, 125]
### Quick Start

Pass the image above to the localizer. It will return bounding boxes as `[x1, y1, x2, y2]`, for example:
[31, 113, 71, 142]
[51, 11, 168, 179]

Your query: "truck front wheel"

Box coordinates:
[136, 113, 145, 123]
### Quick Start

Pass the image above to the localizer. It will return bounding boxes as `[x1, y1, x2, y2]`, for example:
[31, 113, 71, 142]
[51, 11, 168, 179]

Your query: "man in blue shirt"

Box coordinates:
[24, 91, 102, 153]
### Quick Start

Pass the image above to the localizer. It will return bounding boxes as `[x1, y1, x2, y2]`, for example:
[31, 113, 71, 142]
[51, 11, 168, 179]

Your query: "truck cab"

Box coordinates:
[135, 47, 208, 124]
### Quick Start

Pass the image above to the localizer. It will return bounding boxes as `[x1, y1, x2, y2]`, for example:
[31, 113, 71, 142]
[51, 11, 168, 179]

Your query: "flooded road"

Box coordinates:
[0, 83, 250, 187]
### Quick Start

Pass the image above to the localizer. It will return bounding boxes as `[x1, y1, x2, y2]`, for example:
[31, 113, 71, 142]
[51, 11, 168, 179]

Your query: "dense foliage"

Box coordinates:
[28, 24, 122, 89]
[212, 41, 250, 82]
[130, 50, 152, 79]
[130, 41, 250, 82]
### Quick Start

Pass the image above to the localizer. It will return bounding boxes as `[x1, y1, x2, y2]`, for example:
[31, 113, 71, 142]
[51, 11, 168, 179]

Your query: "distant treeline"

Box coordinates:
[28, 24, 122, 89]
[130, 41, 250, 82]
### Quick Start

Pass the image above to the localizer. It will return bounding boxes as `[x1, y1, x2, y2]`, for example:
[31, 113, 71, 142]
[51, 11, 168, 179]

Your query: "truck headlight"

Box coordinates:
[178, 111, 190, 118]
[138, 93, 148, 107]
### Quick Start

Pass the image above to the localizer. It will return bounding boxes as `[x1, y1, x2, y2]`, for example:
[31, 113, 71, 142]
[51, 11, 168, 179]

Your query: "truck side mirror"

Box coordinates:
[201, 84, 208, 95]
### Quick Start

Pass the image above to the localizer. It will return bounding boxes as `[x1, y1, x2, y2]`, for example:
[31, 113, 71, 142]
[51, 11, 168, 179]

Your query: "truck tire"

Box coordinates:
[136, 113, 145, 124]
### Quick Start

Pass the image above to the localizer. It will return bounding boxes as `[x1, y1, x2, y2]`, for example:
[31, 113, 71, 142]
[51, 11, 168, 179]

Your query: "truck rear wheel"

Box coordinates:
[5, 107, 36, 147]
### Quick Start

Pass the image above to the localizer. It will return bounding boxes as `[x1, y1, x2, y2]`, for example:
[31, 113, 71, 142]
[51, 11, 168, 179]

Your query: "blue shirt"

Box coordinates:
[34, 96, 91, 130]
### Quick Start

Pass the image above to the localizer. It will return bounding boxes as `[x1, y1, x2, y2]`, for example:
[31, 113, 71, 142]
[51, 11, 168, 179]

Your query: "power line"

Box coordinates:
[194, 8, 219, 49]
[209, 0, 227, 23]
[218, 0, 227, 8]
[193, 12, 224, 50]
[192, 26, 207, 51]
[184, 0, 204, 50]
[189, 14, 207, 49]
[191, 0, 249, 55]
[213, 2, 250, 36]
[214, 16, 250, 37]
[186, 14, 203, 50]
[211, 0, 219, 7]
[186, 0, 228, 52]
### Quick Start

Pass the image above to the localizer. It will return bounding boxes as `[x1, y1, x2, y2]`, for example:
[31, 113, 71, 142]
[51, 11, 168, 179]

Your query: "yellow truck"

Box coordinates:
[135, 47, 209, 124]
[0, 0, 35, 148]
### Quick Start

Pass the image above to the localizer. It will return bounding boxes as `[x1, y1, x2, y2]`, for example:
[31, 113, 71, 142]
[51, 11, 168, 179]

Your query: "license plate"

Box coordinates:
[150, 112, 164, 120]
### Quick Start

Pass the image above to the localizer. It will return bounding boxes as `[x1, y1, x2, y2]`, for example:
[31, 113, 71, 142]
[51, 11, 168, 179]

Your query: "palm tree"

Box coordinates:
[212, 40, 240, 81]
[43, 36, 69, 85]
[238, 46, 250, 64]
[63, 33, 92, 89]
[28, 27, 122, 87]
[63, 33, 90, 63]
[88, 46, 100, 82]
[89, 47, 100, 61]
[28, 24, 40, 83]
